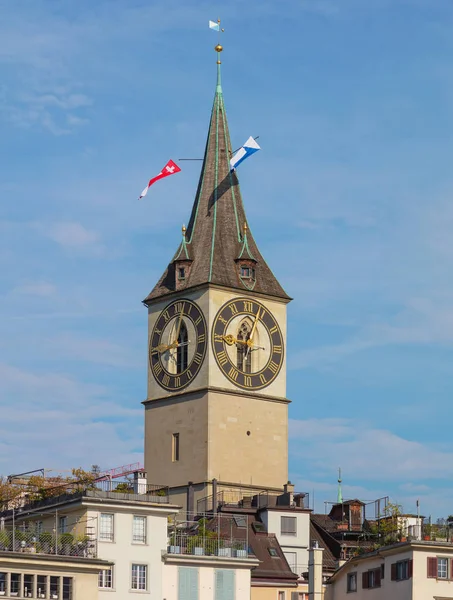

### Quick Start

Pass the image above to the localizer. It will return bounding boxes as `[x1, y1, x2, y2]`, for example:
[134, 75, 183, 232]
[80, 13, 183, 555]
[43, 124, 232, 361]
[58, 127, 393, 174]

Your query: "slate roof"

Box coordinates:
[144, 64, 290, 304]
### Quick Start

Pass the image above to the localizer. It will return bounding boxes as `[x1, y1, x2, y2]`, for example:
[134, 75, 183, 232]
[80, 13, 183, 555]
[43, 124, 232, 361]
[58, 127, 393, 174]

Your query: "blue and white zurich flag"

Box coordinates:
[229, 137, 261, 171]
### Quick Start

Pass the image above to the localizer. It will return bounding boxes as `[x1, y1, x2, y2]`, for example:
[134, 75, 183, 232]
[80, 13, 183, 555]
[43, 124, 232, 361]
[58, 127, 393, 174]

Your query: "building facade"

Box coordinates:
[325, 540, 453, 600]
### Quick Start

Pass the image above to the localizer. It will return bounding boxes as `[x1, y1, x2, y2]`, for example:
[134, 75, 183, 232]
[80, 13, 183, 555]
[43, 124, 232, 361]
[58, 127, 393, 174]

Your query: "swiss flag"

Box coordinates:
[139, 160, 181, 199]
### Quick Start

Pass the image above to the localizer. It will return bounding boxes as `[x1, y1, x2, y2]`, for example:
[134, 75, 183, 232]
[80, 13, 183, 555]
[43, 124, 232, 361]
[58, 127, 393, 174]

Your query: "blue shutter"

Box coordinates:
[215, 569, 235, 600]
[179, 567, 199, 600]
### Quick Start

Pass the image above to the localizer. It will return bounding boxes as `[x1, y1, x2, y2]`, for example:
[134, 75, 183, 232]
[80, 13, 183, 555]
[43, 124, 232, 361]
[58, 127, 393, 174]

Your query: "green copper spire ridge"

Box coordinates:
[216, 61, 222, 94]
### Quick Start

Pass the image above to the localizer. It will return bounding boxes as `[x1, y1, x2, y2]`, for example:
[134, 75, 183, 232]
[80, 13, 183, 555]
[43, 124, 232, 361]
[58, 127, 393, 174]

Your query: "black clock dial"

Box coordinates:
[212, 297, 284, 391]
[150, 299, 207, 391]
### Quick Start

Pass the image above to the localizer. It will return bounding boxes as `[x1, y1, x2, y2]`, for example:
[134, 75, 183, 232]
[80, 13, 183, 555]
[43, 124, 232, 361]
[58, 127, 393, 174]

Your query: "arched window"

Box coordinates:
[176, 321, 188, 373]
[237, 320, 252, 373]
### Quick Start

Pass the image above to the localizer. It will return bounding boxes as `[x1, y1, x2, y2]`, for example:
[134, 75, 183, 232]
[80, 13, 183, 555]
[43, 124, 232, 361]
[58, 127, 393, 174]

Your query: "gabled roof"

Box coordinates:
[144, 63, 290, 304]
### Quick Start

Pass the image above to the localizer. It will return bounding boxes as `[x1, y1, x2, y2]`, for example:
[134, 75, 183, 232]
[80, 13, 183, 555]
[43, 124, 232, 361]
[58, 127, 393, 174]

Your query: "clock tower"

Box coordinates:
[143, 51, 291, 510]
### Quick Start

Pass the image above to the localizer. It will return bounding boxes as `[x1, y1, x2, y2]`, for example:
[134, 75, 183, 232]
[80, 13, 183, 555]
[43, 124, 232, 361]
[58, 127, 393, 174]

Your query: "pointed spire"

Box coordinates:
[145, 57, 289, 304]
[337, 468, 343, 504]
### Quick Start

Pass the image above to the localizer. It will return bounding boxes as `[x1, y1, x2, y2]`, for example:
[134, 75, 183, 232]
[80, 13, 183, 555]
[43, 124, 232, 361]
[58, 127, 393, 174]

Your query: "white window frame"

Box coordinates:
[99, 567, 113, 589]
[438, 557, 448, 579]
[59, 516, 68, 534]
[99, 513, 114, 542]
[133, 516, 147, 544]
[131, 564, 147, 591]
[347, 572, 357, 592]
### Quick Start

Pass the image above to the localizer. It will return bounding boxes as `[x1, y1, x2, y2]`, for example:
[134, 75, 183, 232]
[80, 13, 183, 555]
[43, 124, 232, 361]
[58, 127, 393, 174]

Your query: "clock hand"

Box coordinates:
[173, 306, 185, 344]
[245, 308, 262, 358]
[221, 335, 264, 350]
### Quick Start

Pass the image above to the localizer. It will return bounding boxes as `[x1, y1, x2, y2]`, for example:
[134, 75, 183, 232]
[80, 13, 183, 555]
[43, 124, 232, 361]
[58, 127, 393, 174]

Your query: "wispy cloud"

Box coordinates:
[41, 222, 104, 255]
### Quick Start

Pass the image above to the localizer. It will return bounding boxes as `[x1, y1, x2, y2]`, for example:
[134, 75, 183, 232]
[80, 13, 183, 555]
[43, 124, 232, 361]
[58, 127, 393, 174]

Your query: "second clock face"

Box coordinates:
[149, 299, 207, 391]
[212, 297, 284, 391]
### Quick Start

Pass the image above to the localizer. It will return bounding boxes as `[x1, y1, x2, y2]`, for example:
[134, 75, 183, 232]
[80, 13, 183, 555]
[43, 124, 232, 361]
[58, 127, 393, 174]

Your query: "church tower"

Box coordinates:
[143, 47, 291, 510]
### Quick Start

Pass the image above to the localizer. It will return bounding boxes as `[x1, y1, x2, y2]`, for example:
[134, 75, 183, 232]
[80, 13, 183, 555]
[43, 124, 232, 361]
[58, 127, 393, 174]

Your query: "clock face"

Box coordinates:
[149, 299, 207, 391]
[212, 297, 284, 391]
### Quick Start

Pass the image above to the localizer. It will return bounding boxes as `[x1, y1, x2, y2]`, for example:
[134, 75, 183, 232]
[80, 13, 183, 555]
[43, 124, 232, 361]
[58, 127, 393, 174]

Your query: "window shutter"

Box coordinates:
[215, 570, 235, 600]
[451, 559, 453, 580]
[391, 563, 397, 581]
[375, 569, 381, 587]
[362, 572, 369, 589]
[179, 567, 199, 600]
[427, 557, 437, 578]
[408, 559, 413, 578]
[380, 564, 385, 579]
[291, 593, 298, 600]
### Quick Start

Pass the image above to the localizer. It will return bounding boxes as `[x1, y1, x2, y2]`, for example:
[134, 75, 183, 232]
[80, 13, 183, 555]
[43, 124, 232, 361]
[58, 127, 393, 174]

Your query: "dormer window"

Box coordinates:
[178, 267, 186, 280]
[240, 265, 255, 279]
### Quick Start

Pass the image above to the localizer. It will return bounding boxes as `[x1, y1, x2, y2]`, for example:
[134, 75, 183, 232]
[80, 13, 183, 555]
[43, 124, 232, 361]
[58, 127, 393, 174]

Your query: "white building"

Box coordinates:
[325, 539, 453, 600]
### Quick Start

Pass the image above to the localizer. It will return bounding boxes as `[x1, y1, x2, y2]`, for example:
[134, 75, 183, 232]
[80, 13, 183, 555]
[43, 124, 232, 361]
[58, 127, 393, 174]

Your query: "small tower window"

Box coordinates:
[240, 264, 255, 280]
[241, 266, 250, 277]
[176, 320, 188, 373]
[178, 267, 186, 280]
[237, 320, 252, 373]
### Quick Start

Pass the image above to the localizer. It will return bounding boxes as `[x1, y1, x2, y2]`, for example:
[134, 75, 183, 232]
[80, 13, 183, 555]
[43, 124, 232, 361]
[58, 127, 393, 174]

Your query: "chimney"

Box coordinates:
[309, 541, 324, 600]
[283, 481, 295, 506]
[133, 471, 147, 495]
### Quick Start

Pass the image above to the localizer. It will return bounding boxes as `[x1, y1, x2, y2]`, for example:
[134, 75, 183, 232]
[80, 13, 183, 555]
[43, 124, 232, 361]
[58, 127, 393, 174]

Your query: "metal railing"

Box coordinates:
[197, 489, 309, 514]
[167, 512, 253, 559]
[0, 527, 97, 558]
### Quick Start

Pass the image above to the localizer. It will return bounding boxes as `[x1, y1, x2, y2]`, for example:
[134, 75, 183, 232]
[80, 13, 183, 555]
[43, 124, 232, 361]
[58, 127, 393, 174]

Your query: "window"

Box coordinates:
[0, 573, 6, 595]
[178, 567, 198, 600]
[281, 516, 297, 536]
[99, 568, 113, 589]
[241, 266, 251, 278]
[59, 516, 68, 533]
[37, 575, 47, 598]
[11, 573, 20, 596]
[172, 433, 180, 462]
[236, 320, 252, 373]
[99, 513, 114, 542]
[24, 574, 34, 598]
[62, 578, 73, 600]
[438, 557, 448, 579]
[347, 572, 357, 592]
[427, 556, 451, 579]
[50, 576, 60, 598]
[215, 570, 235, 600]
[178, 267, 186, 280]
[131, 564, 147, 591]
[176, 320, 188, 372]
[362, 568, 381, 589]
[278, 592, 285, 600]
[392, 559, 413, 581]
[133, 516, 147, 543]
[269, 548, 278, 557]
[36, 521, 43, 535]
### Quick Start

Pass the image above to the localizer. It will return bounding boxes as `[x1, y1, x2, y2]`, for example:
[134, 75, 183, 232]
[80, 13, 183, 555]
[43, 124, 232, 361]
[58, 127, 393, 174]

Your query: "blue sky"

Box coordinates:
[1, 0, 453, 518]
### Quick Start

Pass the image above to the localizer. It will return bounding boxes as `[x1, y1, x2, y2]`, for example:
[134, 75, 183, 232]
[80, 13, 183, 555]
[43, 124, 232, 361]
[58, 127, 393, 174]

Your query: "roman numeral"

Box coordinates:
[195, 316, 203, 326]
[219, 315, 228, 325]
[244, 376, 252, 387]
[243, 301, 254, 313]
[193, 352, 203, 365]
[198, 333, 206, 344]
[216, 351, 229, 366]
[259, 374, 267, 385]
[162, 310, 171, 323]
[174, 302, 185, 315]
[186, 369, 193, 380]
[153, 362, 163, 376]
[269, 325, 278, 335]
[162, 374, 170, 387]
[214, 334, 224, 342]
[268, 361, 279, 374]
[273, 345, 282, 354]
[229, 303, 238, 315]
[186, 303, 193, 315]
[174, 376, 181, 388]
[154, 328, 162, 335]
[228, 367, 239, 381]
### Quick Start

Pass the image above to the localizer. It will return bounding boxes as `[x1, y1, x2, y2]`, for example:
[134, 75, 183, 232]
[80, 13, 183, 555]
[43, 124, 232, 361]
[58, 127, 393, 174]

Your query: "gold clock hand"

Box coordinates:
[245, 308, 262, 357]
[173, 306, 185, 344]
[150, 342, 172, 355]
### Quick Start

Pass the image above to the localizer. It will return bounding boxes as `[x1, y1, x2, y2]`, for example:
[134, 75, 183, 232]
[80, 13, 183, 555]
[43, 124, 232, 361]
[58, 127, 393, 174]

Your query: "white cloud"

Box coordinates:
[11, 282, 57, 297]
[42, 221, 104, 255]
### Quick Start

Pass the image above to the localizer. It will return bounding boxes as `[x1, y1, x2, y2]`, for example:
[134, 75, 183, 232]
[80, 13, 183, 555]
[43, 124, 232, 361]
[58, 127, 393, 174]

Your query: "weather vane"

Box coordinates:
[209, 18, 225, 63]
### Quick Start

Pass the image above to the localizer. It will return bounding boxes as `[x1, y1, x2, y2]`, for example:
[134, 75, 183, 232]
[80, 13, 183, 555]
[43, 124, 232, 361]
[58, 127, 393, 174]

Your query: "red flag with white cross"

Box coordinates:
[139, 160, 181, 199]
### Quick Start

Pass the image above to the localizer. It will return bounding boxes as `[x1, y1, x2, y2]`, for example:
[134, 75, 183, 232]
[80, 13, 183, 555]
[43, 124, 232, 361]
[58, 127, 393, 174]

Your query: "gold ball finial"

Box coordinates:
[243, 222, 248, 234]
[215, 44, 223, 53]
[182, 224, 186, 237]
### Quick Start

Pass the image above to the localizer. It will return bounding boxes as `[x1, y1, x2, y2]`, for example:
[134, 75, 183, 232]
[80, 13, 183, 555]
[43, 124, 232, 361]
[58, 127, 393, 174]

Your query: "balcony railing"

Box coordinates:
[0, 527, 97, 558]
[168, 534, 251, 558]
